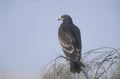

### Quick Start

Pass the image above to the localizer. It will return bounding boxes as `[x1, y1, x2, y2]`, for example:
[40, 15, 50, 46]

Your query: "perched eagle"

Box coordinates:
[58, 15, 84, 73]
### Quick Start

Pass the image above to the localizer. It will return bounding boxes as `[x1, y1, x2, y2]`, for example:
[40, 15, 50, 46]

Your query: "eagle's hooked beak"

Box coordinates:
[58, 17, 64, 21]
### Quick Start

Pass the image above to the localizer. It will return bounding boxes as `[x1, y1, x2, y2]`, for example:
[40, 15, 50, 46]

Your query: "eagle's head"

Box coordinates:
[58, 14, 72, 23]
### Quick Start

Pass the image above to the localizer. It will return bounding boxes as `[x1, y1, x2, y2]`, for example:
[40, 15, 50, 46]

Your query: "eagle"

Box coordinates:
[58, 14, 85, 73]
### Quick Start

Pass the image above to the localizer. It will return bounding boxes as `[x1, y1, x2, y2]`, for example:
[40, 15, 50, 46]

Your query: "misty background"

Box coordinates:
[0, 0, 120, 79]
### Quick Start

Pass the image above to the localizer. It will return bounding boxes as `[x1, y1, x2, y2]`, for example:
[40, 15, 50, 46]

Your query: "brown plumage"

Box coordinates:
[58, 15, 84, 73]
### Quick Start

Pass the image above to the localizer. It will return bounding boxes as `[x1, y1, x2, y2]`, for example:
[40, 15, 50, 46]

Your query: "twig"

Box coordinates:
[40, 47, 120, 79]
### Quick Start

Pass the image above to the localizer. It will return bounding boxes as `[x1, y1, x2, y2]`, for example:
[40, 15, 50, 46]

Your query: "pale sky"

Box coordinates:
[0, 0, 120, 79]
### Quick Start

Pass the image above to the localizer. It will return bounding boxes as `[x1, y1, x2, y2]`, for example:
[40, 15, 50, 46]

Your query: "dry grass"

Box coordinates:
[110, 61, 120, 79]
[40, 47, 120, 79]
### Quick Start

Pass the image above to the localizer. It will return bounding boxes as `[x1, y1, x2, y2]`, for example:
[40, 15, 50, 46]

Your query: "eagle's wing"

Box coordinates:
[72, 25, 82, 54]
[58, 28, 75, 54]
[58, 25, 81, 53]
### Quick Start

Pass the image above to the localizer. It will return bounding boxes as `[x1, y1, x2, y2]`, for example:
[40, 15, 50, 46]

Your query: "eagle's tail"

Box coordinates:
[70, 60, 85, 73]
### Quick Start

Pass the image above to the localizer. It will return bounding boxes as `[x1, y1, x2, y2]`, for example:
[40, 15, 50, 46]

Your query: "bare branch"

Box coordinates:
[40, 47, 120, 79]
